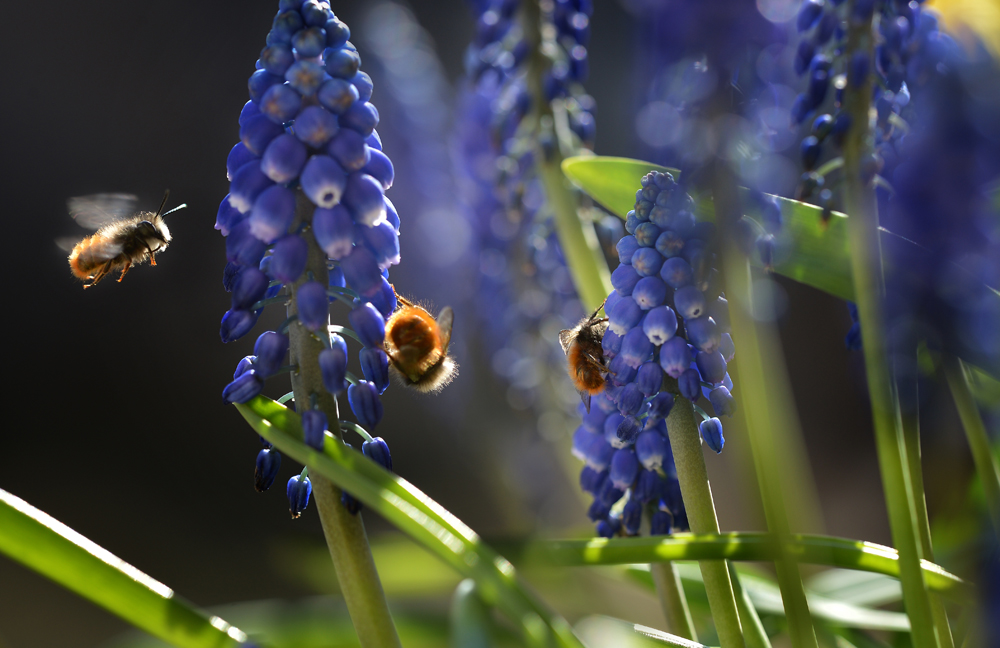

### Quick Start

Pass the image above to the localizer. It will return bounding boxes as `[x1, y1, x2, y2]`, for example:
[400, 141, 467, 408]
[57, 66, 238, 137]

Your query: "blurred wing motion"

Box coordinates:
[55, 236, 82, 252]
[558, 329, 574, 354]
[67, 193, 138, 230]
[436, 306, 454, 353]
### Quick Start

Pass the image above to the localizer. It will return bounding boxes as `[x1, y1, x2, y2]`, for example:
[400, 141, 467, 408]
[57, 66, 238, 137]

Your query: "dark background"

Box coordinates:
[0, 1, 974, 646]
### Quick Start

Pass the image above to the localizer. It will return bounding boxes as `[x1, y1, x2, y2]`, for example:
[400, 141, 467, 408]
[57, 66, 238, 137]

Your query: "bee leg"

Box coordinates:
[582, 352, 608, 373]
[116, 261, 132, 283]
[85, 261, 115, 289]
[390, 284, 415, 308]
[145, 244, 157, 266]
[586, 297, 609, 322]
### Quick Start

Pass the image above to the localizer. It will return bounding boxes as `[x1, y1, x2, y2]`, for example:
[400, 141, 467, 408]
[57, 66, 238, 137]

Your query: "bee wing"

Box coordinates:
[67, 193, 138, 230]
[579, 390, 592, 414]
[435, 306, 454, 353]
[558, 329, 575, 355]
[55, 236, 82, 252]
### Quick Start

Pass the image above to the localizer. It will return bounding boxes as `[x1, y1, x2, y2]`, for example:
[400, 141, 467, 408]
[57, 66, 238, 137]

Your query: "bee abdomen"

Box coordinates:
[68, 236, 113, 278]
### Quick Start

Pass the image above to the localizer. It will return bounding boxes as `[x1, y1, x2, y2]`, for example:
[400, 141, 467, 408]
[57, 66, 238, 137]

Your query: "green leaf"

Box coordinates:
[562, 156, 855, 302]
[531, 532, 972, 604]
[574, 616, 704, 648]
[235, 396, 583, 648]
[0, 488, 247, 648]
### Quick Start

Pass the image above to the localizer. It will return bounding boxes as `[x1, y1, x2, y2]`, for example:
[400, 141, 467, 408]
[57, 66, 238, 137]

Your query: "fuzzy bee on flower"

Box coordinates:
[383, 290, 458, 393]
[559, 300, 610, 413]
[63, 191, 186, 288]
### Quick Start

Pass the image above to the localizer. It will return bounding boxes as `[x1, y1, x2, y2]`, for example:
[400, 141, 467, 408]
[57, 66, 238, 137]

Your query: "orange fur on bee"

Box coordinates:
[68, 235, 118, 279]
[567, 342, 606, 395]
[384, 306, 443, 376]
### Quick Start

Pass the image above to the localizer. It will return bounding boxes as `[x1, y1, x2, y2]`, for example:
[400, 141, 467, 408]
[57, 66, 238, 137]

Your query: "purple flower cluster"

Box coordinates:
[572, 170, 737, 537]
[217, 0, 401, 518]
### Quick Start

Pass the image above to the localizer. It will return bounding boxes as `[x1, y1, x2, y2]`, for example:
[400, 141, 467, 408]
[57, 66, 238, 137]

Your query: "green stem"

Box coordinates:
[523, 0, 611, 312]
[842, 8, 939, 647]
[287, 192, 400, 648]
[651, 562, 698, 642]
[663, 395, 745, 648]
[728, 563, 772, 648]
[944, 356, 1000, 536]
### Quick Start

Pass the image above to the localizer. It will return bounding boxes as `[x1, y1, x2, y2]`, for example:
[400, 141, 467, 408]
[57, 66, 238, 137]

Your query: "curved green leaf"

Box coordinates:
[0, 488, 247, 648]
[235, 396, 583, 648]
[531, 532, 972, 604]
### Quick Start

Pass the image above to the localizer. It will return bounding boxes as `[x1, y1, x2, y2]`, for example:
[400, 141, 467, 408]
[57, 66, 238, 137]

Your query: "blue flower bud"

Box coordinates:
[230, 162, 275, 214]
[340, 101, 380, 137]
[622, 496, 642, 535]
[608, 296, 642, 335]
[325, 48, 361, 79]
[686, 316, 721, 354]
[673, 285, 706, 319]
[227, 143, 258, 182]
[298, 409, 327, 450]
[221, 309, 259, 343]
[696, 350, 727, 385]
[348, 380, 384, 429]
[700, 417, 725, 453]
[588, 498, 611, 522]
[635, 430, 669, 471]
[363, 149, 394, 190]
[261, 133, 308, 183]
[709, 386, 736, 417]
[634, 222, 661, 249]
[327, 128, 371, 172]
[286, 60, 325, 96]
[357, 221, 400, 269]
[366, 130, 382, 152]
[265, 237, 305, 286]
[239, 100, 261, 126]
[607, 353, 637, 386]
[240, 114, 284, 156]
[232, 267, 268, 310]
[603, 412, 627, 448]
[650, 510, 673, 535]
[797, 0, 824, 32]
[364, 277, 397, 319]
[631, 247, 664, 277]
[362, 437, 393, 471]
[617, 382, 644, 416]
[251, 331, 288, 378]
[318, 77, 359, 114]
[292, 26, 327, 58]
[319, 344, 348, 394]
[294, 105, 339, 147]
[602, 328, 622, 356]
[226, 220, 268, 268]
[234, 355, 255, 379]
[609, 448, 639, 490]
[259, 83, 302, 124]
[325, 18, 350, 47]
[584, 437, 615, 470]
[343, 174, 386, 226]
[350, 71, 374, 103]
[632, 275, 667, 309]
[643, 306, 678, 345]
[249, 185, 296, 243]
[254, 448, 281, 492]
[259, 44, 295, 75]
[301, 154, 348, 208]
[659, 337, 692, 378]
[660, 256, 693, 289]
[287, 474, 313, 519]
[654, 230, 685, 259]
[634, 469, 663, 503]
[223, 369, 264, 403]
[573, 426, 601, 459]
[636, 361, 663, 396]
[341, 246, 382, 295]
[349, 302, 386, 348]
[596, 517, 621, 538]
[801, 135, 822, 172]
[620, 327, 654, 369]
[790, 94, 811, 125]
[341, 490, 363, 514]
[360, 347, 390, 394]
[645, 392, 675, 424]
[807, 67, 830, 107]
[611, 263, 641, 296]
[720, 332, 736, 363]
[616, 415, 641, 445]
[579, 466, 605, 495]
[678, 368, 701, 402]
[616, 236, 639, 265]
[794, 40, 816, 76]
[313, 205, 354, 259]
[271, 10, 304, 41]
[248, 69, 283, 103]
[297, 281, 329, 332]
[598, 478, 625, 508]
[302, 1, 332, 26]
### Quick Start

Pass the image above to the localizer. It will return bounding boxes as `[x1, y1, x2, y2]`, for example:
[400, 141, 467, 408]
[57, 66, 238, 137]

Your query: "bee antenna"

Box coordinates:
[161, 203, 188, 218]
[154, 190, 171, 218]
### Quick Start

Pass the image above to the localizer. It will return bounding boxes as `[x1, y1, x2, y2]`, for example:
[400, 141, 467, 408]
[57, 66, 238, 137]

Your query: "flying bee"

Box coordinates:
[63, 191, 186, 288]
[559, 300, 609, 413]
[382, 289, 458, 393]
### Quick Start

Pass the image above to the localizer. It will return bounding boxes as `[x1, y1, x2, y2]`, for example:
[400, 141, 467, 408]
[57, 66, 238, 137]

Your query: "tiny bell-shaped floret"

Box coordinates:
[230, 162, 275, 214]
[343, 174, 386, 226]
[622, 497, 643, 535]
[348, 380, 384, 429]
[313, 205, 355, 259]
[327, 128, 371, 172]
[709, 386, 736, 417]
[632, 276, 667, 309]
[360, 347, 390, 394]
[349, 302, 386, 348]
[294, 105, 339, 147]
[254, 448, 281, 492]
[286, 60, 325, 96]
[660, 257, 693, 289]
[231, 267, 269, 311]
[341, 246, 382, 295]
[607, 354, 637, 386]
[686, 316, 720, 354]
[260, 84, 302, 124]
[296, 281, 329, 332]
[362, 150, 393, 190]
[699, 417, 725, 453]
[287, 474, 313, 519]
[240, 115, 284, 155]
[250, 185, 296, 244]
[673, 285, 706, 320]
[340, 101, 379, 136]
[596, 516, 622, 538]
[270, 235, 308, 284]
[611, 263, 641, 296]
[643, 306, 678, 345]
[319, 339, 348, 393]
[635, 430, 669, 471]
[616, 415, 641, 445]
[301, 409, 328, 450]
[253, 331, 289, 378]
[318, 78, 359, 114]
[301, 155, 348, 208]
[650, 509, 673, 535]
[616, 382, 645, 416]
[636, 361, 663, 396]
[608, 296, 642, 335]
[362, 437, 393, 471]
[221, 309, 260, 343]
[261, 133, 308, 183]
[645, 392, 675, 425]
[659, 337, 692, 378]
[696, 350, 727, 385]
[619, 327, 654, 369]
[678, 367, 701, 402]
[226, 221, 268, 269]
[234, 355, 255, 379]
[223, 369, 263, 404]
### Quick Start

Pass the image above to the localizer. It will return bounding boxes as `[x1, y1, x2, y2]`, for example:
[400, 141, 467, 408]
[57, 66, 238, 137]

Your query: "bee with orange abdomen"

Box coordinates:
[65, 191, 186, 288]
[383, 291, 458, 393]
[559, 300, 609, 413]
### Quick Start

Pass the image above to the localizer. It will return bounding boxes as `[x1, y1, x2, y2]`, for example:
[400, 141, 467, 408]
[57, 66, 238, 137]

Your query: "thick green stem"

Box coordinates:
[842, 7, 939, 647]
[944, 356, 1000, 536]
[651, 562, 698, 642]
[728, 564, 771, 648]
[287, 192, 401, 648]
[664, 396, 745, 648]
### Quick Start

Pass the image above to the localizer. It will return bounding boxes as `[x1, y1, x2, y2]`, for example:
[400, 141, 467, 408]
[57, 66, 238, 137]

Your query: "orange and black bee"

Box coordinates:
[559, 300, 609, 412]
[65, 191, 186, 288]
[383, 290, 458, 393]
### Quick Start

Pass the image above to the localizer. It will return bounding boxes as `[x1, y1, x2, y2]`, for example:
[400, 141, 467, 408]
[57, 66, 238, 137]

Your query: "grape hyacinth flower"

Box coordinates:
[218, 0, 403, 517]
[570, 170, 737, 537]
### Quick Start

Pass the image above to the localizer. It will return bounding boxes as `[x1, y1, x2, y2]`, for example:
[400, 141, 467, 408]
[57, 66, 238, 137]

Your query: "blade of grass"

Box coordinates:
[0, 488, 247, 648]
